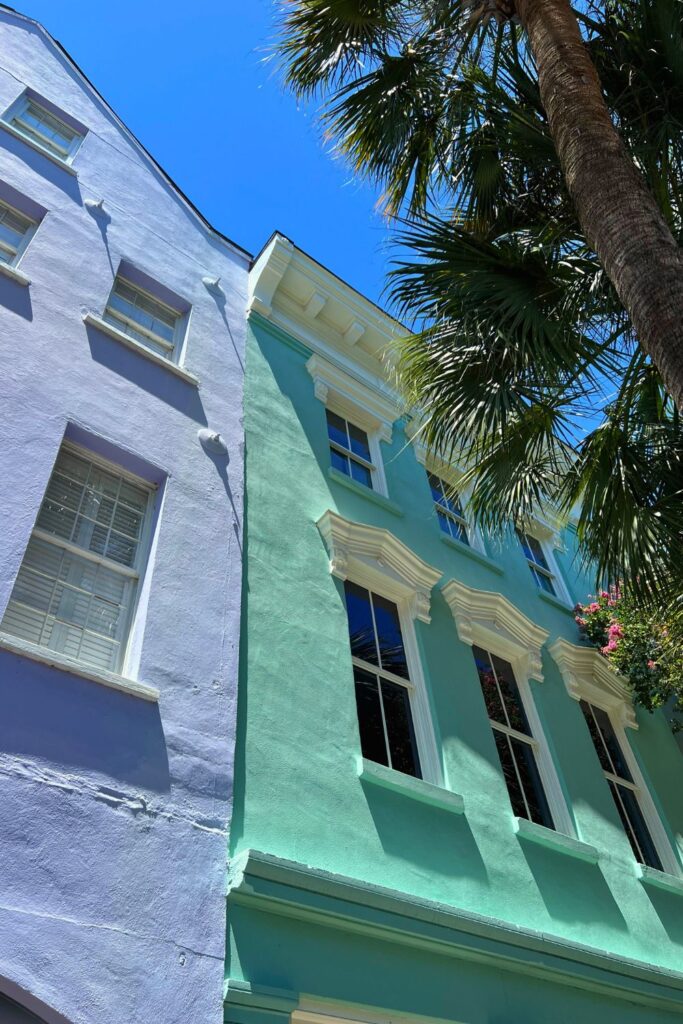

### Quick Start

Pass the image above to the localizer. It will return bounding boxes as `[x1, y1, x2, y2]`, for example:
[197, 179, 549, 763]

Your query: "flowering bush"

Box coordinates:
[574, 588, 683, 727]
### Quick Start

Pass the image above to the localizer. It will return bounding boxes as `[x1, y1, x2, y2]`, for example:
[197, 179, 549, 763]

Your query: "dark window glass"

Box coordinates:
[381, 679, 421, 778]
[491, 654, 531, 735]
[348, 421, 371, 462]
[591, 704, 633, 780]
[373, 593, 409, 679]
[326, 409, 348, 449]
[354, 668, 387, 767]
[493, 731, 528, 819]
[609, 781, 662, 871]
[344, 582, 378, 665]
[429, 473, 469, 544]
[473, 646, 506, 723]
[517, 530, 556, 594]
[349, 459, 372, 488]
[510, 736, 554, 828]
[533, 567, 556, 595]
[330, 446, 349, 476]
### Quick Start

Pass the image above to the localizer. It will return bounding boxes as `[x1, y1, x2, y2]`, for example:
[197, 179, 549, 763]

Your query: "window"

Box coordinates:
[580, 700, 662, 869]
[1, 446, 152, 674]
[517, 529, 556, 595]
[104, 277, 181, 360]
[327, 410, 375, 490]
[428, 472, 469, 544]
[473, 645, 554, 828]
[8, 96, 83, 161]
[344, 580, 421, 778]
[0, 199, 35, 266]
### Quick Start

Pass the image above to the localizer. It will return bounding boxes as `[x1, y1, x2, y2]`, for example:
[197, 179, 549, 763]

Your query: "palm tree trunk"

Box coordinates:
[515, 0, 683, 410]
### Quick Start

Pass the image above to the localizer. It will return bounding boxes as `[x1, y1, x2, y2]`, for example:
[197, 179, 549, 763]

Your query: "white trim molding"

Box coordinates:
[548, 638, 638, 730]
[248, 234, 295, 318]
[317, 510, 442, 624]
[307, 354, 398, 446]
[442, 579, 548, 682]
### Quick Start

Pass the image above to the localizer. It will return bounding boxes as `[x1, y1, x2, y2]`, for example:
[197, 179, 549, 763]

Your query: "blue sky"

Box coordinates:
[14, 0, 393, 305]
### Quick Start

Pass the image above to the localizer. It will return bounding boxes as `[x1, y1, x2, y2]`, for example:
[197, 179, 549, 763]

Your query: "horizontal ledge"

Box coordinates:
[359, 757, 465, 814]
[327, 466, 404, 517]
[638, 864, 683, 896]
[538, 590, 575, 615]
[0, 260, 30, 286]
[440, 533, 504, 575]
[514, 817, 600, 864]
[83, 313, 200, 386]
[0, 119, 79, 175]
[0, 633, 160, 702]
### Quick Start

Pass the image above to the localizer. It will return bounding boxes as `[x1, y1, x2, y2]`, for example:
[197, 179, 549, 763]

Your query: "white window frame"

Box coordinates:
[307, 354, 397, 498]
[103, 275, 186, 365]
[5, 94, 84, 164]
[326, 409, 378, 492]
[550, 638, 681, 875]
[318, 509, 443, 785]
[0, 196, 37, 268]
[0, 442, 155, 678]
[517, 520, 573, 605]
[443, 578, 574, 836]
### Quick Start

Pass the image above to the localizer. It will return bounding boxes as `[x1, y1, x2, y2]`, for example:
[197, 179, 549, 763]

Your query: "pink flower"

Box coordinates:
[588, 602, 601, 613]
[575, 616, 586, 626]
[608, 622, 623, 638]
[600, 591, 610, 599]
[647, 660, 657, 670]
[601, 640, 618, 654]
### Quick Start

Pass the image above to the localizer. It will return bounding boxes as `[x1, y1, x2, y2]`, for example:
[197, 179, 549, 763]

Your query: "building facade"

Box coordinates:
[0, 9, 248, 1024]
[227, 234, 683, 1024]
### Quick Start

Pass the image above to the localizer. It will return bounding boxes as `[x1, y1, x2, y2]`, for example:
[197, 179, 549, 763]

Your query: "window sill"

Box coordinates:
[538, 590, 575, 615]
[0, 119, 79, 175]
[0, 633, 159, 702]
[0, 260, 30, 286]
[440, 533, 503, 576]
[328, 466, 403, 517]
[638, 864, 683, 895]
[83, 313, 200, 386]
[514, 817, 600, 864]
[359, 757, 465, 814]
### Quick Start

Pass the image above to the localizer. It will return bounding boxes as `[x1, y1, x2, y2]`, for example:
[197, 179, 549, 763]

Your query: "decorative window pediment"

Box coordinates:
[548, 638, 638, 730]
[442, 579, 548, 682]
[307, 354, 397, 445]
[317, 510, 442, 623]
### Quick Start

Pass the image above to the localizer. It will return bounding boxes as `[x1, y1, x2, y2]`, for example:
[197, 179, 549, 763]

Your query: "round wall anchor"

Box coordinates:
[198, 428, 229, 455]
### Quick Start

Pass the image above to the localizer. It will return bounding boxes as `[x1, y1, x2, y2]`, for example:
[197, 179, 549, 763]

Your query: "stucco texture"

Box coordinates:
[0, 11, 247, 1024]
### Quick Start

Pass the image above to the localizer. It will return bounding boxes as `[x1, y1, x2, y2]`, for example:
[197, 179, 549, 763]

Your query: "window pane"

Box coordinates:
[354, 667, 388, 767]
[608, 781, 662, 870]
[493, 730, 528, 819]
[436, 510, 451, 535]
[428, 472, 444, 505]
[590, 703, 633, 781]
[473, 646, 506, 724]
[580, 700, 613, 773]
[491, 654, 531, 735]
[344, 581, 378, 666]
[347, 421, 371, 462]
[510, 736, 554, 828]
[330, 446, 349, 476]
[349, 458, 372, 489]
[533, 566, 556, 595]
[381, 679, 421, 778]
[326, 410, 348, 449]
[372, 593, 408, 679]
[451, 519, 469, 545]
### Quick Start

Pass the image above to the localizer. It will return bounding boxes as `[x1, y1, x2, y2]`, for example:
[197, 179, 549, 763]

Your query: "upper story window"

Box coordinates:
[580, 700, 663, 870]
[428, 472, 469, 545]
[0, 198, 35, 266]
[0, 445, 153, 675]
[326, 410, 375, 490]
[473, 645, 554, 829]
[7, 95, 84, 163]
[104, 277, 182, 361]
[344, 580, 421, 778]
[516, 529, 557, 595]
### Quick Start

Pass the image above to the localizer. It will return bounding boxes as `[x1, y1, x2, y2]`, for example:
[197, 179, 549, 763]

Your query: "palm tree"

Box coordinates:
[278, 0, 683, 408]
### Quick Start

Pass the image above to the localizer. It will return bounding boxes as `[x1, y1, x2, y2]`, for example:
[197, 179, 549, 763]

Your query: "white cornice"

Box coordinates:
[442, 579, 548, 681]
[317, 510, 442, 623]
[248, 234, 295, 318]
[548, 638, 637, 730]
[306, 354, 399, 444]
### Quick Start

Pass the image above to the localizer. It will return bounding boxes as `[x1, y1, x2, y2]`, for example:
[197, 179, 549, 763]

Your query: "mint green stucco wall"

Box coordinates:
[229, 313, 683, 1017]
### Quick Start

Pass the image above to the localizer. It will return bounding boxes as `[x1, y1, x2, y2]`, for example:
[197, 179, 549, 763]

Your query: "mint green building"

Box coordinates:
[226, 233, 683, 1024]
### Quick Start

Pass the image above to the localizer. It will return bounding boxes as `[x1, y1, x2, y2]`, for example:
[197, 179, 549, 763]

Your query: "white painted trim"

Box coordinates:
[514, 817, 599, 863]
[83, 313, 200, 385]
[318, 510, 443, 784]
[521, 520, 573, 606]
[359, 757, 465, 813]
[248, 234, 294, 318]
[0, 260, 30, 286]
[0, 633, 159, 701]
[548, 639, 637, 730]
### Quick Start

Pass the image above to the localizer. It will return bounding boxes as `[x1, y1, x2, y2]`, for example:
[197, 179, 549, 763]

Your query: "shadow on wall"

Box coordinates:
[0, 275, 32, 321]
[642, 884, 683, 948]
[361, 779, 490, 887]
[519, 841, 628, 932]
[0, 650, 170, 792]
[0, 976, 71, 1024]
[0, 129, 83, 204]
[84, 322, 208, 424]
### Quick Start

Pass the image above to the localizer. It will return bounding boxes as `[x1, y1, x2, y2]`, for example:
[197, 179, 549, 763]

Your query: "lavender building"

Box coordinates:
[0, 7, 248, 1023]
